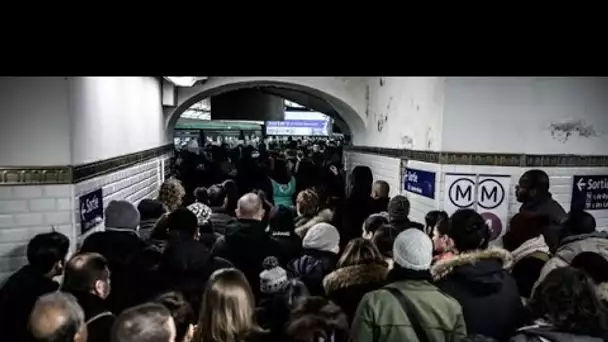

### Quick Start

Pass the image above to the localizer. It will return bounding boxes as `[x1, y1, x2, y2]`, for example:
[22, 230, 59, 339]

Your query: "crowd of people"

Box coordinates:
[1, 138, 608, 342]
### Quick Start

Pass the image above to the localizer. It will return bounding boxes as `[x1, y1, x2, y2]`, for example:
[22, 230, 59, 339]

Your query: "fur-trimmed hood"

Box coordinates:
[431, 247, 513, 281]
[295, 208, 334, 238]
[323, 263, 389, 294]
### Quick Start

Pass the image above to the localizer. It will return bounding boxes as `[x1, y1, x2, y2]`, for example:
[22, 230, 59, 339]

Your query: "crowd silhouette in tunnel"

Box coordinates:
[2, 137, 608, 342]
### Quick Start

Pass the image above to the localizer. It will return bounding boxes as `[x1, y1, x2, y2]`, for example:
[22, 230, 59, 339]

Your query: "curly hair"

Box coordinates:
[529, 266, 608, 337]
[296, 189, 320, 217]
[158, 178, 186, 212]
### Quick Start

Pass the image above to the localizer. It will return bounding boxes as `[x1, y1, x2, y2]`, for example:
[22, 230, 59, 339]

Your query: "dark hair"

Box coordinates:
[521, 169, 550, 194]
[30, 292, 85, 342]
[371, 225, 398, 259]
[167, 208, 198, 237]
[448, 209, 490, 252]
[272, 158, 291, 184]
[194, 187, 209, 205]
[27, 231, 70, 273]
[425, 210, 449, 231]
[207, 184, 228, 208]
[111, 303, 174, 342]
[529, 267, 608, 337]
[571, 252, 608, 284]
[137, 199, 167, 221]
[363, 214, 389, 235]
[349, 166, 373, 198]
[560, 210, 597, 241]
[282, 279, 310, 310]
[154, 292, 194, 342]
[338, 238, 385, 268]
[286, 296, 348, 342]
[62, 253, 110, 293]
[269, 205, 295, 233]
[222, 180, 239, 215]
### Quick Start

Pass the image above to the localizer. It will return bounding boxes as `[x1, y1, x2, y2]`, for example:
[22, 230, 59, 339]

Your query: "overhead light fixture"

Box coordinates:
[164, 77, 203, 87]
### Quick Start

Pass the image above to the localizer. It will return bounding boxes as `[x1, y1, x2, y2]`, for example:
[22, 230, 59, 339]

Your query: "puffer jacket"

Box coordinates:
[323, 263, 389, 323]
[350, 276, 467, 342]
[510, 324, 604, 342]
[432, 248, 524, 341]
[288, 249, 338, 296]
[533, 231, 608, 294]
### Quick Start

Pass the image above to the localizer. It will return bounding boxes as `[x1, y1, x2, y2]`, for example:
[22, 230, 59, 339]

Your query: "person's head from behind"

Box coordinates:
[221, 180, 239, 213]
[167, 208, 199, 240]
[296, 189, 320, 217]
[236, 193, 265, 221]
[371, 225, 398, 268]
[286, 296, 348, 342]
[387, 195, 411, 225]
[424, 210, 449, 237]
[530, 267, 608, 337]
[29, 292, 87, 342]
[337, 238, 385, 269]
[362, 214, 389, 240]
[281, 279, 310, 311]
[269, 205, 295, 233]
[560, 210, 597, 243]
[447, 209, 490, 253]
[62, 253, 111, 300]
[502, 212, 549, 252]
[207, 184, 228, 209]
[111, 303, 176, 342]
[571, 252, 608, 285]
[516, 169, 550, 203]
[349, 166, 373, 198]
[371, 180, 390, 199]
[138, 199, 167, 222]
[193, 187, 209, 205]
[28, 231, 70, 278]
[158, 179, 186, 212]
[195, 268, 260, 342]
[393, 228, 434, 273]
[154, 292, 195, 342]
[272, 158, 291, 183]
[302, 223, 341, 255]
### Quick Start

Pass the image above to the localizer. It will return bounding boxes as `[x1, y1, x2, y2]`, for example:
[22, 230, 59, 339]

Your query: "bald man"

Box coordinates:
[212, 192, 281, 297]
[111, 303, 176, 342]
[29, 292, 87, 342]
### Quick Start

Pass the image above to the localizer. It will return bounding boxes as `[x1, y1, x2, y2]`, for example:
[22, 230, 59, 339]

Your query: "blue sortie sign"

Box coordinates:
[571, 175, 608, 211]
[79, 189, 104, 234]
[404, 168, 436, 199]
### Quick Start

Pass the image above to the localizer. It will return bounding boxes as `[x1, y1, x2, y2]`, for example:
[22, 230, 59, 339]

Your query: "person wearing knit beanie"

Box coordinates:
[302, 223, 340, 254]
[387, 195, 424, 232]
[187, 202, 213, 226]
[260, 256, 289, 294]
[393, 228, 433, 271]
[105, 200, 140, 230]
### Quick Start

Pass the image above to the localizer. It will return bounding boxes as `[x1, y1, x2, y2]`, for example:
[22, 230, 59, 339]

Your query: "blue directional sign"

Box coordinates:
[79, 189, 104, 234]
[571, 175, 608, 211]
[404, 168, 436, 199]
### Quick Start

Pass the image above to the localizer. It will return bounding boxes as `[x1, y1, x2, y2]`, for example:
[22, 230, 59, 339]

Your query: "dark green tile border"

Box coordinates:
[0, 144, 174, 186]
[344, 146, 608, 167]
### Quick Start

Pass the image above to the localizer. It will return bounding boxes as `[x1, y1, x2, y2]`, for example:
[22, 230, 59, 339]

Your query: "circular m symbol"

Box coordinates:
[477, 179, 505, 210]
[448, 178, 476, 208]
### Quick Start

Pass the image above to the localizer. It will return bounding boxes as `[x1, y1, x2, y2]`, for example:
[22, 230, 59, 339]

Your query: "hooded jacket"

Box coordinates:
[212, 218, 282, 298]
[533, 231, 608, 295]
[323, 263, 389, 323]
[160, 235, 232, 317]
[432, 248, 524, 341]
[288, 249, 338, 296]
[350, 268, 467, 342]
[510, 324, 604, 342]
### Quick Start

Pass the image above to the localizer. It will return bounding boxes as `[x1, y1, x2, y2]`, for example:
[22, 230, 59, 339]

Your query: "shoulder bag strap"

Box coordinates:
[86, 311, 114, 325]
[385, 287, 429, 342]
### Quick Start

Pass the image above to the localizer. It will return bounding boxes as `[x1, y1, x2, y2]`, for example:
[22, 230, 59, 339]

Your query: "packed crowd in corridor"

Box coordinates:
[1, 138, 607, 342]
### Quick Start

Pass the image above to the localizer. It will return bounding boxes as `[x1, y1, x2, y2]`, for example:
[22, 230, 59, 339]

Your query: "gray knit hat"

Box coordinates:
[393, 228, 433, 270]
[302, 223, 340, 254]
[105, 200, 140, 230]
[388, 195, 411, 223]
[260, 256, 288, 294]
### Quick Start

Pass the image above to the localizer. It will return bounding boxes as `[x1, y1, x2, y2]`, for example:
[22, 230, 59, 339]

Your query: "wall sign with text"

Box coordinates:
[79, 188, 104, 235]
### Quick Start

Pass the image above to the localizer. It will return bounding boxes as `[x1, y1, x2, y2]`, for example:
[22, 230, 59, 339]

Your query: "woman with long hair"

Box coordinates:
[194, 268, 268, 342]
[322, 238, 389, 322]
[511, 267, 608, 342]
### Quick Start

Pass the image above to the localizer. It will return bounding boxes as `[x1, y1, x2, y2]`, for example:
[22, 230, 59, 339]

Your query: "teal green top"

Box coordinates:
[272, 177, 296, 208]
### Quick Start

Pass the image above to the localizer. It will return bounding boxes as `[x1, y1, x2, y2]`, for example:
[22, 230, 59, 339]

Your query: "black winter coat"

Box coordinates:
[0, 265, 60, 342]
[209, 207, 236, 236]
[270, 231, 302, 266]
[432, 248, 525, 341]
[322, 262, 389, 323]
[159, 235, 232, 317]
[510, 324, 604, 342]
[212, 219, 283, 300]
[519, 194, 567, 253]
[287, 249, 338, 296]
[69, 291, 115, 342]
[332, 195, 376, 248]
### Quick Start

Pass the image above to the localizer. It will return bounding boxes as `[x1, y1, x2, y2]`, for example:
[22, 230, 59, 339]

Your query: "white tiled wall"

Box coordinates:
[0, 184, 75, 282]
[344, 151, 401, 198]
